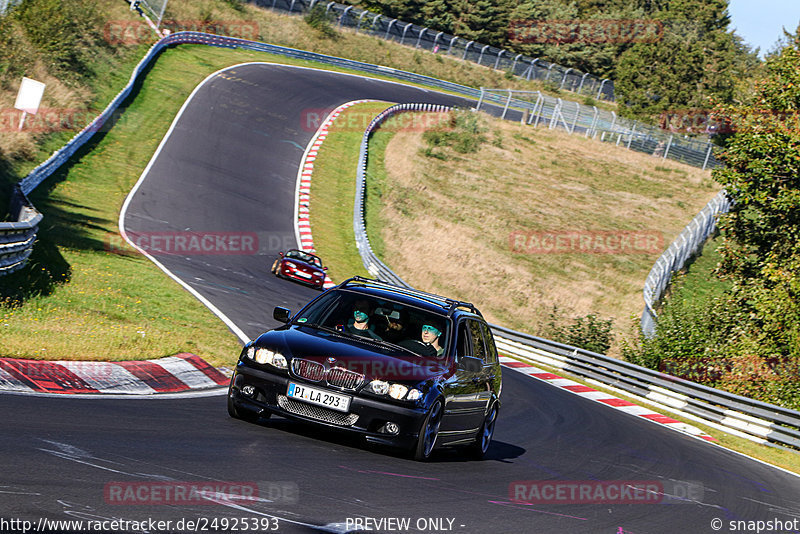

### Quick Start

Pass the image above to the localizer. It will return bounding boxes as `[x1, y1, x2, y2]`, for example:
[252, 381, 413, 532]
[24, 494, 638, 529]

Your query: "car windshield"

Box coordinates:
[285, 250, 322, 267]
[293, 290, 451, 360]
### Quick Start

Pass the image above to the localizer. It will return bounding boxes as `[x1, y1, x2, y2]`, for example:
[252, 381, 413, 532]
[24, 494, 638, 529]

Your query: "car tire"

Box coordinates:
[227, 390, 262, 423]
[468, 402, 498, 459]
[413, 399, 443, 461]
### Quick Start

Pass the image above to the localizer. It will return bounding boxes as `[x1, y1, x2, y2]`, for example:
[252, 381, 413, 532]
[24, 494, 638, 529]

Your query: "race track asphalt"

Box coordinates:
[2, 63, 799, 534]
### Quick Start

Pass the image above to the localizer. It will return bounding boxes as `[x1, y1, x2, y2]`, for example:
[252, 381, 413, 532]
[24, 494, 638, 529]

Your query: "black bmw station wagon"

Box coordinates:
[227, 277, 502, 460]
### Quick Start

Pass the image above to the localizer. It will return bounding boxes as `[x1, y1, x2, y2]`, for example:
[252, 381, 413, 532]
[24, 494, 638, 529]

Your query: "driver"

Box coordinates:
[421, 323, 445, 358]
[345, 300, 382, 340]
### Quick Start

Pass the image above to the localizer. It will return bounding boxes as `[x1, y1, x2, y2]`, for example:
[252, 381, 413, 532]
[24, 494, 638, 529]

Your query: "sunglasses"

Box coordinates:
[421, 325, 441, 336]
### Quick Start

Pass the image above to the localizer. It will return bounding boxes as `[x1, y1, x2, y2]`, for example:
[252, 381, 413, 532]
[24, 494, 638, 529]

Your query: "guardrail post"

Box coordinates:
[545, 63, 555, 81]
[476, 88, 486, 111]
[627, 121, 637, 149]
[494, 50, 505, 70]
[477, 44, 489, 65]
[415, 27, 427, 48]
[663, 134, 673, 160]
[511, 54, 522, 74]
[339, 5, 352, 26]
[462, 41, 474, 61]
[528, 58, 539, 81]
[501, 89, 513, 119]
[560, 68, 573, 90]
[597, 78, 609, 100]
[448, 35, 458, 55]
[578, 72, 589, 94]
[384, 19, 396, 40]
[702, 142, 713, 170]
[400, 23, 412, 44]
[356, 10, 368, 32]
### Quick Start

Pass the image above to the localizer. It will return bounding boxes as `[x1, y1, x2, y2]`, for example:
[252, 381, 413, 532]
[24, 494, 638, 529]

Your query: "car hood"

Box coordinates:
[255, 326, 449, 383]
[282, 258, 322, 273]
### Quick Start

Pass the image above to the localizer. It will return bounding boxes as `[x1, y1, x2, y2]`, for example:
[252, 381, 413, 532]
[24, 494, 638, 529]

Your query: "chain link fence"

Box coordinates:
[475, 88, 721, 170]
[0, 0, 22, 16]
[247, 0, 615, 101]
[641, 190, 732, 337]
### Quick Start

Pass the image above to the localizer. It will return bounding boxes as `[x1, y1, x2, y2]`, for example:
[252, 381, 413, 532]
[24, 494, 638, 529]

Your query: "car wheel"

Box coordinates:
[227, 389, 262, 423]
[413, 399, 443, 461]
[468, 402, 498, 459]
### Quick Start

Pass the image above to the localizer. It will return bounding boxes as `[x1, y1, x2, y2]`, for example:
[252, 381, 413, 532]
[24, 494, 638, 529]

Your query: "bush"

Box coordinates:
[304, 4, 338, 39]
[422, 110, 487, 157]
[546, 307, 614, 355]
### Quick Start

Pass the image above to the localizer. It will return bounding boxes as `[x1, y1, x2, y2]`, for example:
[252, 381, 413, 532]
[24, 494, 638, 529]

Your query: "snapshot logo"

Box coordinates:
[104, 481, 298, 505]
[509, 19, 663, 45]
[301, 109, 452, 133]
[510, 480, 704, 505]
[106, 231, 259, 256]
[104, 20, 259, 45]
[509, 230, 663, 255]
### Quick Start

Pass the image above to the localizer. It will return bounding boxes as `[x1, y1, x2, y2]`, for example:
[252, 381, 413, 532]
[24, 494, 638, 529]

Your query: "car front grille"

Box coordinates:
[291, 359, 365, 390]
[292, 358, 325, 382]
[277, 395, 359, 426]
[327, 367, 365, 390]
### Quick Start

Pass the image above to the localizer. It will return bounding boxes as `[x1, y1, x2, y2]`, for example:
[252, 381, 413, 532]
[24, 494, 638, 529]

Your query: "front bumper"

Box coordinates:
[230, 362, 427, 449]
[280, 267, 324, 288]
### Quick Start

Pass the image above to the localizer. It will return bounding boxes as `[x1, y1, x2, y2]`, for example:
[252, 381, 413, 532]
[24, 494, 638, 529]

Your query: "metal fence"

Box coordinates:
[0, 0, 21, 15]
[353, 106, 799, 451]
[641, 190, 732, 336]
[247, 0, 615, 101]
[475, 88, 721, 170]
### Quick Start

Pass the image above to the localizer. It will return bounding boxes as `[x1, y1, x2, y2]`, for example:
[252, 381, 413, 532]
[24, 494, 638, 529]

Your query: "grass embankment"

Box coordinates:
[1, 45, 320, 365]
[310, 104, 800, 472]
[376, 115, 719, 350]
[0, 0, 610, 363]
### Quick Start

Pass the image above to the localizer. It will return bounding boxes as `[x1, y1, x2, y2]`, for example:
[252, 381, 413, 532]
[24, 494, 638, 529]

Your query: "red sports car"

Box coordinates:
[271, 249, 328, 289]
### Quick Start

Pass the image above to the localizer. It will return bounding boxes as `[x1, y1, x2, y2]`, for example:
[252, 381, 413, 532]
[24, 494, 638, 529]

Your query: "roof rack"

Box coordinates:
[338, 276, 482, 317]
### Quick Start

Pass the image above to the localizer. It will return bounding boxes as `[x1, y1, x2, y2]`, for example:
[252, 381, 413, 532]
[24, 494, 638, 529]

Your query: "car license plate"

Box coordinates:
[294, 271, 312, 278]
[287, 382, 351, 412]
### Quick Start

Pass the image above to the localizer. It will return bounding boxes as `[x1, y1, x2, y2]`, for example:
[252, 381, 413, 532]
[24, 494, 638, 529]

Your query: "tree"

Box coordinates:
[614, 0, 757, 119]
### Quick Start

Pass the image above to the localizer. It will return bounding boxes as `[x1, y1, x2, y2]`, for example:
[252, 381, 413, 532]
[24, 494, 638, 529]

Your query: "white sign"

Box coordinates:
[14, 77, 46, 115]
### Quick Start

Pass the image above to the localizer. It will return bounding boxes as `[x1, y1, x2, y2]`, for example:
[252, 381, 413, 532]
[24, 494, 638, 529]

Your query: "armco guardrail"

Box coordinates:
[252, 0, 615, 101]
[0, 29, 627, 277]
[641, 190, 732, 337]
[353, 105, 800, 451]
[0, 186, 42, 275]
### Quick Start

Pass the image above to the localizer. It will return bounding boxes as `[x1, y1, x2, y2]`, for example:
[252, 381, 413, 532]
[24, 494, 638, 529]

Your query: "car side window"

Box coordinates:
[480, 322, 498, 364]
[468, 320, 488, 363]
[456, 322, 472, 360]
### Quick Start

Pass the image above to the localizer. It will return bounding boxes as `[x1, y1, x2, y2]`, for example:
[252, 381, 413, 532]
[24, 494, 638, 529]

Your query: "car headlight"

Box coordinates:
[366, 380, 389, 395]
[388, 384, 408, 400]
[313, 271, 324, 277]
[285, 262, 297, 269]
[366, 380, 421, 401]
[254, 348, 287, 369]
[246, 346, 255, 359]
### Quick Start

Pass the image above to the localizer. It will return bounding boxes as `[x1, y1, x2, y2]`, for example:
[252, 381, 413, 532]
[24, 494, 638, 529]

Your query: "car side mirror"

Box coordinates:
[458, 356, 482, 373]
[273, 306, 291, 323]
[279, 251, 284, 257]
[323, 266, 328, 271]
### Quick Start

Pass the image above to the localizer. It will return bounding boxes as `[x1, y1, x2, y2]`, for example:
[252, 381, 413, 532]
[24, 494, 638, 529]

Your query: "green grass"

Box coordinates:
[665, 236, 731, 306]
[308, 101, 395, 282]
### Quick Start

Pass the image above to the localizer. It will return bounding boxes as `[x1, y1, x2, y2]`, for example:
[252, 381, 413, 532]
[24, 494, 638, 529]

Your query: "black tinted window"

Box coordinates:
[480, 322, 498, 364]
[468, 320, 487, 362]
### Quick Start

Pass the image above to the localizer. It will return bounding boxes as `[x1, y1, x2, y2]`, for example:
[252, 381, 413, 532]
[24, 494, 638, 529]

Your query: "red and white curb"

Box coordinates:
[294, 100, 378, 290]
[0, 353, 228, 394]
[500, 355, 717, 442]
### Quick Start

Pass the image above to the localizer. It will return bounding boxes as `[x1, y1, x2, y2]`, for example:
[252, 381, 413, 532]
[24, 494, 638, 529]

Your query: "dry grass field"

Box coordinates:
[373, 112, 719, 352]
